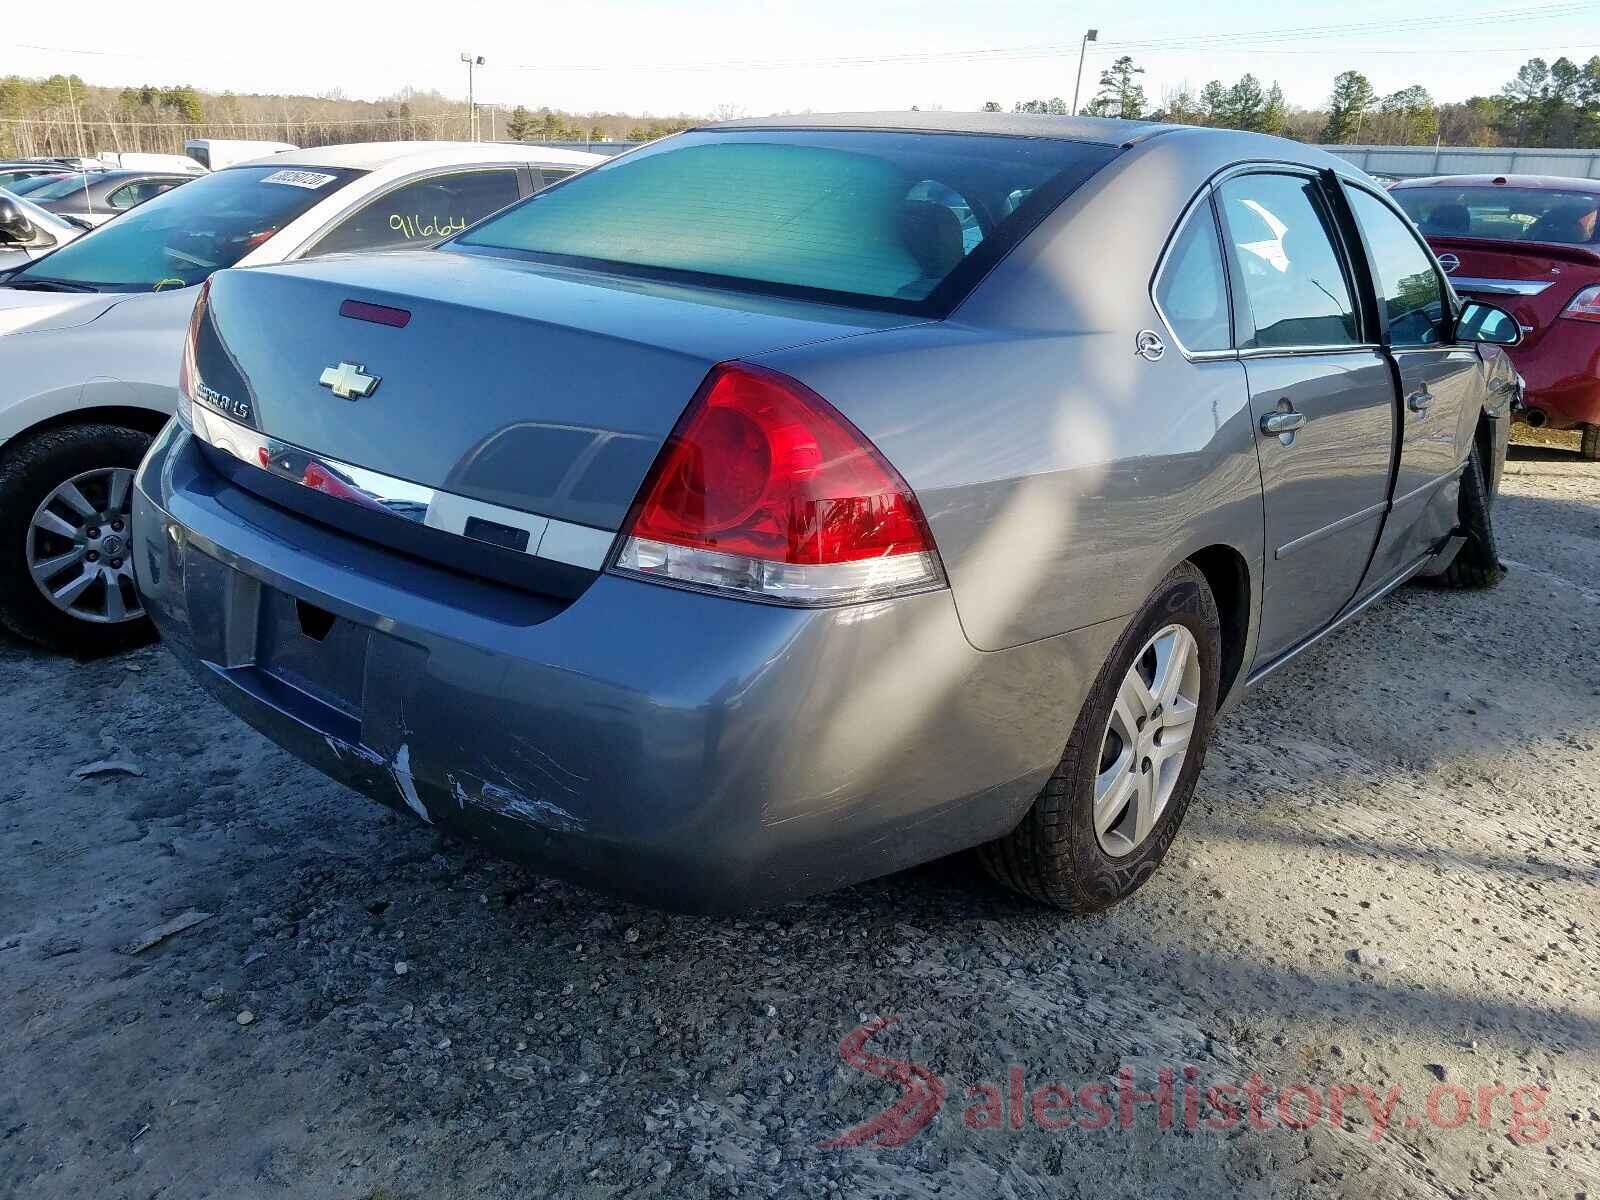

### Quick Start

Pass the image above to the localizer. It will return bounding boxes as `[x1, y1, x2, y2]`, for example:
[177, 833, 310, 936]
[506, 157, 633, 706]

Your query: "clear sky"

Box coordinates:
[12, 0, 1600, 117]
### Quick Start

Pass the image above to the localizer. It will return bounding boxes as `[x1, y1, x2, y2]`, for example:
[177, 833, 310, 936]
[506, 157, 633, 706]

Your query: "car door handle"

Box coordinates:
[1260, 409, 1307, 437]
[1406, 388, 1432, 415]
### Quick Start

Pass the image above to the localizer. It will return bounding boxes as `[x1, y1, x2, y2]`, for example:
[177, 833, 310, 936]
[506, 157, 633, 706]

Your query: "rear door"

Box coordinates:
[1216, 169, 1397, 662]
[1342, 183, 1480, 580]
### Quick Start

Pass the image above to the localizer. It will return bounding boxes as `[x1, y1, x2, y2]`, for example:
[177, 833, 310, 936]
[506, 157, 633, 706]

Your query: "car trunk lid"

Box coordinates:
[1429, 235, 1600, 348]
[193, 251, 921, 539]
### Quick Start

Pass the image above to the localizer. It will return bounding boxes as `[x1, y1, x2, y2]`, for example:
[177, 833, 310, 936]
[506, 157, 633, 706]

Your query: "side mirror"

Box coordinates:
[0, 198, 36, 246]
[1456, 299, 1522, 347]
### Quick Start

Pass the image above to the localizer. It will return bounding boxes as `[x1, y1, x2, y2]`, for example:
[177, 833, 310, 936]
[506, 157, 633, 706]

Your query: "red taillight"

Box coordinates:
[612, 363, 944, 605]
[1561, 284, 1600, 324]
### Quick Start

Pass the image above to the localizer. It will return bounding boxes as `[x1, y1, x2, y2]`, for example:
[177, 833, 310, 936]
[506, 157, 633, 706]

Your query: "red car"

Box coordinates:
[1392, 174, 1600, 459]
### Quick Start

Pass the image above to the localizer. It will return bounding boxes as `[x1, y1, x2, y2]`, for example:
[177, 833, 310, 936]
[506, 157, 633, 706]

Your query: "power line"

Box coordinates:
[1134, 42, 1599, 56]
[494, 2, 1592, 72]
[0, 116, 434, 128]
[17, 1, 1593, 77]
[1096, 1, 1590, 52]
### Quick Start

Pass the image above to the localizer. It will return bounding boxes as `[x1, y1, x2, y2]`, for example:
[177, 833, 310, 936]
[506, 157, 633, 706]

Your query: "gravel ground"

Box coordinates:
[2, 442, 1597, 1200]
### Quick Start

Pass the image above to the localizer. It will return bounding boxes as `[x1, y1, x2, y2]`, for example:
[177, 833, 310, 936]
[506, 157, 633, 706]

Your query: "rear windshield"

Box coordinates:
[7, 173, 72, 196]
[451, 129, 1118, 314]
[1394, 185, 1600, 246]
[6, 164, 364, 293]
[24, 174, 98, 201]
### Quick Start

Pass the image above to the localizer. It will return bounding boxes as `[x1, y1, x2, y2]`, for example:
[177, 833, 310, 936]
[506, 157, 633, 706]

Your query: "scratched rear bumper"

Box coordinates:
[132, 423, 1112, 911]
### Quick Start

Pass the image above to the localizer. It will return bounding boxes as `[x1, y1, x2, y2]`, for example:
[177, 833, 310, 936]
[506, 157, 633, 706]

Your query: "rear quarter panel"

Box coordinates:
[757, 132, 1270, 656]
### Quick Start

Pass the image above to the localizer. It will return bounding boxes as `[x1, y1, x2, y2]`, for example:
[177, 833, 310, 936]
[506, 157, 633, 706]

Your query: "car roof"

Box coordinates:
[47, 169, 186, 182]
[702, 110, 1162, 146]
[237, 141, 607, 172]
[1393, 174, 1600, 193]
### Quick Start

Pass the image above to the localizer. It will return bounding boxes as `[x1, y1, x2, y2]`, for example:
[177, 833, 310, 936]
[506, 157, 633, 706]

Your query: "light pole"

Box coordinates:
[460, 52, 485, 140]
[1071, 29, 1098, 117]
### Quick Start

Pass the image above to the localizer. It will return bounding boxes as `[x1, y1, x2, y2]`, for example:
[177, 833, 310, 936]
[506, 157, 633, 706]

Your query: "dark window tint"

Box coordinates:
[311, 169, 521, 256]
[453, 129, 1117, 313]
[1393, 185, 1600, 245]
[536, 167, 575, 189]
[5, 164, 363, 292]
[1155, 201, 1231, 352]
[1346, 187, 1446, 347]
[1218, 174, 1359, 350]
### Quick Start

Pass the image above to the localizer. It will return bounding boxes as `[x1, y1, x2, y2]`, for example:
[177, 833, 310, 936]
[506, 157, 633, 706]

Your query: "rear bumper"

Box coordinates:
[133, 423, 1119, 911]
[1509, 321, 1600, 429]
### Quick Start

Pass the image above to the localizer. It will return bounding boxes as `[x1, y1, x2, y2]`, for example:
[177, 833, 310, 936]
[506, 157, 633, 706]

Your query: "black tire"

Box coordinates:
[0, 423, 156, 654]
[1582, 424, 1600, 463]
[1429, 439, 1505, 590]
[979, 561, 1222, 914]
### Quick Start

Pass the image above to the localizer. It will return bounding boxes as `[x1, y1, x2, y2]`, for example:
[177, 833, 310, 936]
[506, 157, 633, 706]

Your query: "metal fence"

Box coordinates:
[1314, 144, 1600, 181]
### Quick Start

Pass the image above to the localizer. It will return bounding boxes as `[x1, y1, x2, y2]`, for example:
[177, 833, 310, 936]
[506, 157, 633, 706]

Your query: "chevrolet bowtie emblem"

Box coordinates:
[319, 361, 380, 400]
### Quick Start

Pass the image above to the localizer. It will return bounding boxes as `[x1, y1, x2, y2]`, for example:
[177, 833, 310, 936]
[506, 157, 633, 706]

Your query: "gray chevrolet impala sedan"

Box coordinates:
[133, 113, 1522, 913]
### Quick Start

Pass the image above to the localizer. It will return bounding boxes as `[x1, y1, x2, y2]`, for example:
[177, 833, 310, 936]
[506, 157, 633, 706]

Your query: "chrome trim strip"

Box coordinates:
[1274, 499, 1388, 560]
[538, 520, 615, 569]
[189, 405, 612, 570]
[1238, 343, 1384, 359]
[1449, 276, 1552, 297]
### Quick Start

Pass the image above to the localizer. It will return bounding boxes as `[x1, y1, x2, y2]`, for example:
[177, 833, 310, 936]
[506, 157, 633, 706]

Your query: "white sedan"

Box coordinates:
[0, 141, 602, 650]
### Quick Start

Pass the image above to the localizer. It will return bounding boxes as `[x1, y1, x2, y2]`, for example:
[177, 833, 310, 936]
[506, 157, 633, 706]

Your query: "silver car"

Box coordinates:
[0, 141, 602, 650]
[134, 113, 1521, 912]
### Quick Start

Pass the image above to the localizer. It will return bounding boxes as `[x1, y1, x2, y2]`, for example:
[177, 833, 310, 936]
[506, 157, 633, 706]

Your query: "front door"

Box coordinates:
[1342, 184, 1481, 581]
[1216, 171, 1398, 662]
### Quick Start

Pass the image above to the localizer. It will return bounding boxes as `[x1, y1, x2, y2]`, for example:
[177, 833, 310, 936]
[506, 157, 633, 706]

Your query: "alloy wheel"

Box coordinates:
[25, 467, 143, 625]
[1094, 623, 1202, 857]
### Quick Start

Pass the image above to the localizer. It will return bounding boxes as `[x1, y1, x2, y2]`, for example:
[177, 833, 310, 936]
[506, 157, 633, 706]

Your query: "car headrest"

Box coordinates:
[1425, 203, 1470, 235]
[1529, 203, 1598, 245]
[898, 200, 965, 281]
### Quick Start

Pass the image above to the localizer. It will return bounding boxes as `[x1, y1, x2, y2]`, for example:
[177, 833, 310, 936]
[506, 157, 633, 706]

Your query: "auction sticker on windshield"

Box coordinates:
[260, 170, 338, 189]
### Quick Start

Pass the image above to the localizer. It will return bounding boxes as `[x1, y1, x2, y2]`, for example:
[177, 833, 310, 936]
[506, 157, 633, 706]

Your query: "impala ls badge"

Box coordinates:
[319, 361, 381, 400]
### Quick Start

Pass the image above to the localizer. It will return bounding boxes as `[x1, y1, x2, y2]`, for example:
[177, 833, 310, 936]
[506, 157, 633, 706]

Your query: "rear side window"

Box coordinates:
[311, 169, 522, 257]
[452, 129, 1118, 314]
[108, 179, 182, 210]
[1218, 174, 1360, 350]
[1345, 187, 1446, 347]
[1154, 200, 1232, 353]
[1394, 185, 1600, 245]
